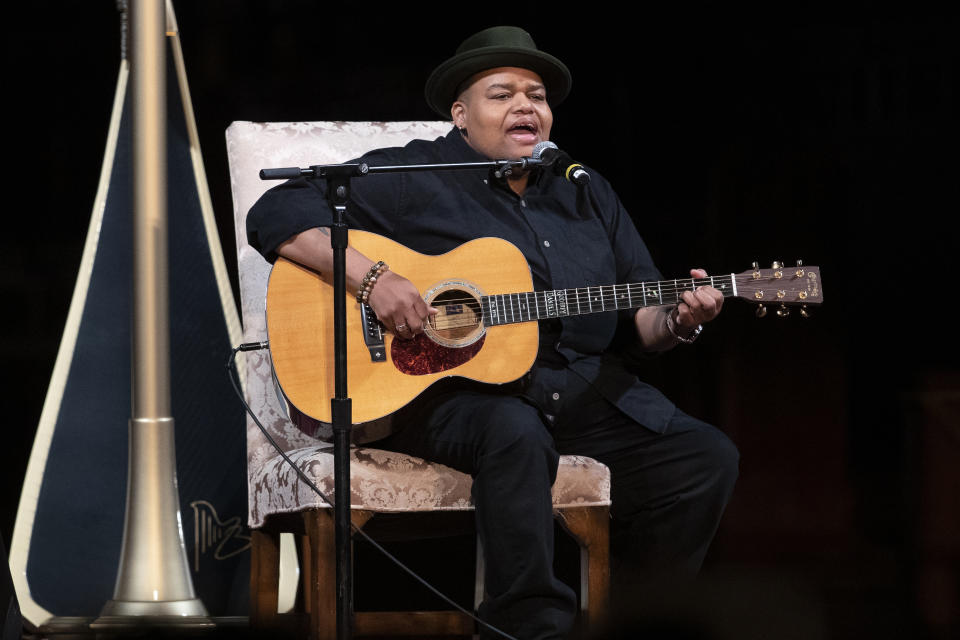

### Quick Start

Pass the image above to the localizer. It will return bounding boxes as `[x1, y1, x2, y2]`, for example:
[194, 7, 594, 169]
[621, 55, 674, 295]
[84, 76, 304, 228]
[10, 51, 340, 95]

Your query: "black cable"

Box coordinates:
[226, 344, 519, 640]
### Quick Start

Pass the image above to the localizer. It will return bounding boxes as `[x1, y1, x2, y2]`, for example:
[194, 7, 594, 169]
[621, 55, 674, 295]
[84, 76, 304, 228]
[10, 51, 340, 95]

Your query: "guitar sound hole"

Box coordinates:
[428, 288, 482, 342]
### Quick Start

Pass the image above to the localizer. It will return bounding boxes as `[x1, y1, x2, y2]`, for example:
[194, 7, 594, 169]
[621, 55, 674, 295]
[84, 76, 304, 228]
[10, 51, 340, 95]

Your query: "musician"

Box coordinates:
[248, 26, 738, 640]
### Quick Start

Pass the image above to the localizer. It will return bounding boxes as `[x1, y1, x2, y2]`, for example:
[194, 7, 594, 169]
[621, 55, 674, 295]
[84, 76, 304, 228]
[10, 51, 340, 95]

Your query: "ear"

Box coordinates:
[450, 100, 466, 128]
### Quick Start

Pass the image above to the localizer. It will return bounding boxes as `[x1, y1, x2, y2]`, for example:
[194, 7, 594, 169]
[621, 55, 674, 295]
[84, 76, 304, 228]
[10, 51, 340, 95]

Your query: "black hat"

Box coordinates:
[424, 26, 572, 118]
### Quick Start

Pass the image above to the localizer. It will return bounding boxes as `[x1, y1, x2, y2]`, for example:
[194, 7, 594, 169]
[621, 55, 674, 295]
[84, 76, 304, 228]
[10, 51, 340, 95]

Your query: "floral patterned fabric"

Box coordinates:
[248, 446, 611, 528]
[226, 121, 611, 528]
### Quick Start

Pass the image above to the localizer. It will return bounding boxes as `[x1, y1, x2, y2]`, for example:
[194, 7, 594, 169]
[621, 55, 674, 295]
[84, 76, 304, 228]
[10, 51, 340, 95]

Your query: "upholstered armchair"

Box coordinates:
[225, 121, 611, 639]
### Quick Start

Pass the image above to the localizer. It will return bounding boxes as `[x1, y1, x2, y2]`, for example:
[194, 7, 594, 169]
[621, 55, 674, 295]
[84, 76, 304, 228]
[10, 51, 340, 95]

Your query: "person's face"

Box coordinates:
[451, 67, 554, 160]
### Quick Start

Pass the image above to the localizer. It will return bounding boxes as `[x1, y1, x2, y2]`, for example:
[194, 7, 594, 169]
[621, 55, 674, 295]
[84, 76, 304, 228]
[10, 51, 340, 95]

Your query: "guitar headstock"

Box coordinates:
[734, 261, 823, 318]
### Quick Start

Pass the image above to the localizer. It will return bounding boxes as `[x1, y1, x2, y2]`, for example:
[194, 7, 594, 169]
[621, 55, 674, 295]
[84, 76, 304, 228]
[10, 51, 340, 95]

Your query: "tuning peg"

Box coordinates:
[776, 304, 790, 318]
[752, 261, 761, 280]
[772, 260, 783, 279]
[800, 304, 811, 319]
[795, 259, 805, 278]
[756, 304, 767, 318]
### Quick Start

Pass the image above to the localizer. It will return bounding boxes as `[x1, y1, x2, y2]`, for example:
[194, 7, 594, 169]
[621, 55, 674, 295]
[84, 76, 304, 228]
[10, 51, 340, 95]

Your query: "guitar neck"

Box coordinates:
[481, 275, 737, 326]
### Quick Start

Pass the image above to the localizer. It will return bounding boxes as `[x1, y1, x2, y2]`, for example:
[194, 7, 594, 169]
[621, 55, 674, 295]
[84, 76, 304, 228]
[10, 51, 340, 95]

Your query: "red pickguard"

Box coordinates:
[391, 333, 486, 375]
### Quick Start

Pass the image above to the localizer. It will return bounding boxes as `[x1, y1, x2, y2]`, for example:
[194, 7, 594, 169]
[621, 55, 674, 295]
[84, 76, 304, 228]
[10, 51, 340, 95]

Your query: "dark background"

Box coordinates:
[4, 1, 958, 638]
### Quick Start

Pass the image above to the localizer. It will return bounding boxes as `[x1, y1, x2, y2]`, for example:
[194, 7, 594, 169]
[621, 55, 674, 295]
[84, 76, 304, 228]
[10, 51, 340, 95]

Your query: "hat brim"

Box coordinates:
[424, 46, 572, 118]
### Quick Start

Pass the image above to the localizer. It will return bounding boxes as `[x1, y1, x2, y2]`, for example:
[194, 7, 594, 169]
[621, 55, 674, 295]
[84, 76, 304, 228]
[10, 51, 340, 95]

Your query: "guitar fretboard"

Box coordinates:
[480, 275, 737, 326]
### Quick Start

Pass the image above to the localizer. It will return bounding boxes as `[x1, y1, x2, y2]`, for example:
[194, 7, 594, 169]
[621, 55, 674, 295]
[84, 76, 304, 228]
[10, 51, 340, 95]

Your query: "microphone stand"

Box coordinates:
[259, 155, 539, 639]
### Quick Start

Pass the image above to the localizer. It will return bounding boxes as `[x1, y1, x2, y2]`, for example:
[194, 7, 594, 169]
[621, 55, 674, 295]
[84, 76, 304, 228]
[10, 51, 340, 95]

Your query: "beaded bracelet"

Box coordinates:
[356, 260, 389, 303]
[666, 308, 702, 344]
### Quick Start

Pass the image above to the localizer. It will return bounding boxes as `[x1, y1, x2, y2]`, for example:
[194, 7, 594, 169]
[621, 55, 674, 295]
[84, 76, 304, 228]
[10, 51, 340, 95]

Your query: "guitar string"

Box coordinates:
[414, 275, 810, 329]
[405, 284, 814, 331]
[382, 273, 810, 317]
[429, 292, 744, 328]
[426, 285, 734, 317]
[421, 278, 737, 308]
[424, 277, 807, 310]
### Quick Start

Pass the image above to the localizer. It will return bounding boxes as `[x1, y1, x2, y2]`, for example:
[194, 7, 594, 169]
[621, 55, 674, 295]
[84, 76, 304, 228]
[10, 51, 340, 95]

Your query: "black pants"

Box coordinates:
[376, 375, 739, 640]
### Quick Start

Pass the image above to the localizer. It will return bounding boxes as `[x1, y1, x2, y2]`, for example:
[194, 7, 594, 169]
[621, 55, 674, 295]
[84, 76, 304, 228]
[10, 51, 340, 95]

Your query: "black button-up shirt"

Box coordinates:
[247, 127, 677, 432]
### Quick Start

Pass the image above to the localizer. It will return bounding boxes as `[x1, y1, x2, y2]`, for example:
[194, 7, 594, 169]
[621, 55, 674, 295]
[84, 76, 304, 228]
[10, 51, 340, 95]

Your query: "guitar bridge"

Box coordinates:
[360, 304, 386, 362]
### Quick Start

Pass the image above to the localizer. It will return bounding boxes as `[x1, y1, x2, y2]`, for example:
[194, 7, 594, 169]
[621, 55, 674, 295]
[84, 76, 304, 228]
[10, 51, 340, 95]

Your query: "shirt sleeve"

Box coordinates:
[245, 146, 411, 264]
[246, 178, 332, 264]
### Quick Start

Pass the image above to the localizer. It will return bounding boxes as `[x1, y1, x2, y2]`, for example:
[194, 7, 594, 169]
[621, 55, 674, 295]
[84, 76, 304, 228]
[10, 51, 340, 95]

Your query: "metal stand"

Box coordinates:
[327, 168, 358, 640]
[259, 154, 540, 639]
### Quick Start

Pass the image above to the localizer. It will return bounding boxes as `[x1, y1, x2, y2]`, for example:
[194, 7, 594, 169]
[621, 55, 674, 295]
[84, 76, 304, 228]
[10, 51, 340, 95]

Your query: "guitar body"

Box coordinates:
[266, 230, 538, 424]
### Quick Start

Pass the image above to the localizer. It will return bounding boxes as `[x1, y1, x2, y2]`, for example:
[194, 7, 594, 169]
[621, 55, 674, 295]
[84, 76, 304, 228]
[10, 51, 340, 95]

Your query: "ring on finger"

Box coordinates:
[396, 323, 407, 331]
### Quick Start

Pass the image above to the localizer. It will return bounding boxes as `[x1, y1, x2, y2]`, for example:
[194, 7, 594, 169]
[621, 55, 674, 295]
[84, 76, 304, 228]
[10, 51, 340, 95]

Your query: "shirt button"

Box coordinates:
[552, 392, 560, 401]
[543, 240, 551, 247]
[520, 199, 527, 207]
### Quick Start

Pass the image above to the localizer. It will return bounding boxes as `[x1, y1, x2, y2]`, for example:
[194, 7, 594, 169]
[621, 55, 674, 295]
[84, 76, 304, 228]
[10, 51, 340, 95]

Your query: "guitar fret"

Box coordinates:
[657, 281, 663, 305]
[626, 283, 633, 309]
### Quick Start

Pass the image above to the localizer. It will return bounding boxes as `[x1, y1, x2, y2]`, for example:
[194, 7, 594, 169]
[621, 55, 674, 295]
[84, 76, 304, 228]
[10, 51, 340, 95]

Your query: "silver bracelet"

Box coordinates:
[666, 309, 702, 344]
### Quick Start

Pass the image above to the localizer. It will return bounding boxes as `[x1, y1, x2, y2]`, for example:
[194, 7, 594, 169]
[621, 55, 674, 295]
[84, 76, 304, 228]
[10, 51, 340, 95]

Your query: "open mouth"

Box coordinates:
[508, 122, 538, 134]
[507, 121, 539, 144]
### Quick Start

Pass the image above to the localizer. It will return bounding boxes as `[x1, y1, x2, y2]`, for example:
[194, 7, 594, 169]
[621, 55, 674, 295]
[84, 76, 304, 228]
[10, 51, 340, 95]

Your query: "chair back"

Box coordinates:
[224, 121, 452, 472]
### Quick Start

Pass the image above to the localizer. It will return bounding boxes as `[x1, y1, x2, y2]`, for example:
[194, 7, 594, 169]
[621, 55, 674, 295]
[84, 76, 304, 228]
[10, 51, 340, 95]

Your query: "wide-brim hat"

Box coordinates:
[424, 26, 572, 118]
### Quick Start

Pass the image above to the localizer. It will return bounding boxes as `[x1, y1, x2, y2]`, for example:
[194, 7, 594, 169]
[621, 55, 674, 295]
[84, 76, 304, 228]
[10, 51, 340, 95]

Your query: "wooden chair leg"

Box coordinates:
[302, 509, 374, 640]
[250, 528, 281, 629]
[556, 506, 610, 628]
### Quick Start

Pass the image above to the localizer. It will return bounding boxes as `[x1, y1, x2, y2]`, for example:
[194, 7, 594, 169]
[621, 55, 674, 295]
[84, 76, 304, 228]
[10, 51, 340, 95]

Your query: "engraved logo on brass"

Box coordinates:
[190, 500, 251, 572]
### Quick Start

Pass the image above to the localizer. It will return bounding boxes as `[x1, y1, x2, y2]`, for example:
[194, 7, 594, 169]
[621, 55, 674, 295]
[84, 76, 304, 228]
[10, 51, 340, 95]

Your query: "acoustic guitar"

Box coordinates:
[266, 230, 823, 424]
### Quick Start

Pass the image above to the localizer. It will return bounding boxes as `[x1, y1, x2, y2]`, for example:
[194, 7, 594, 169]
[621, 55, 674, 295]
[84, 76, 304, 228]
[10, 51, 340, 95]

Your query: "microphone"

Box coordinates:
[531, 141, 591, 186]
